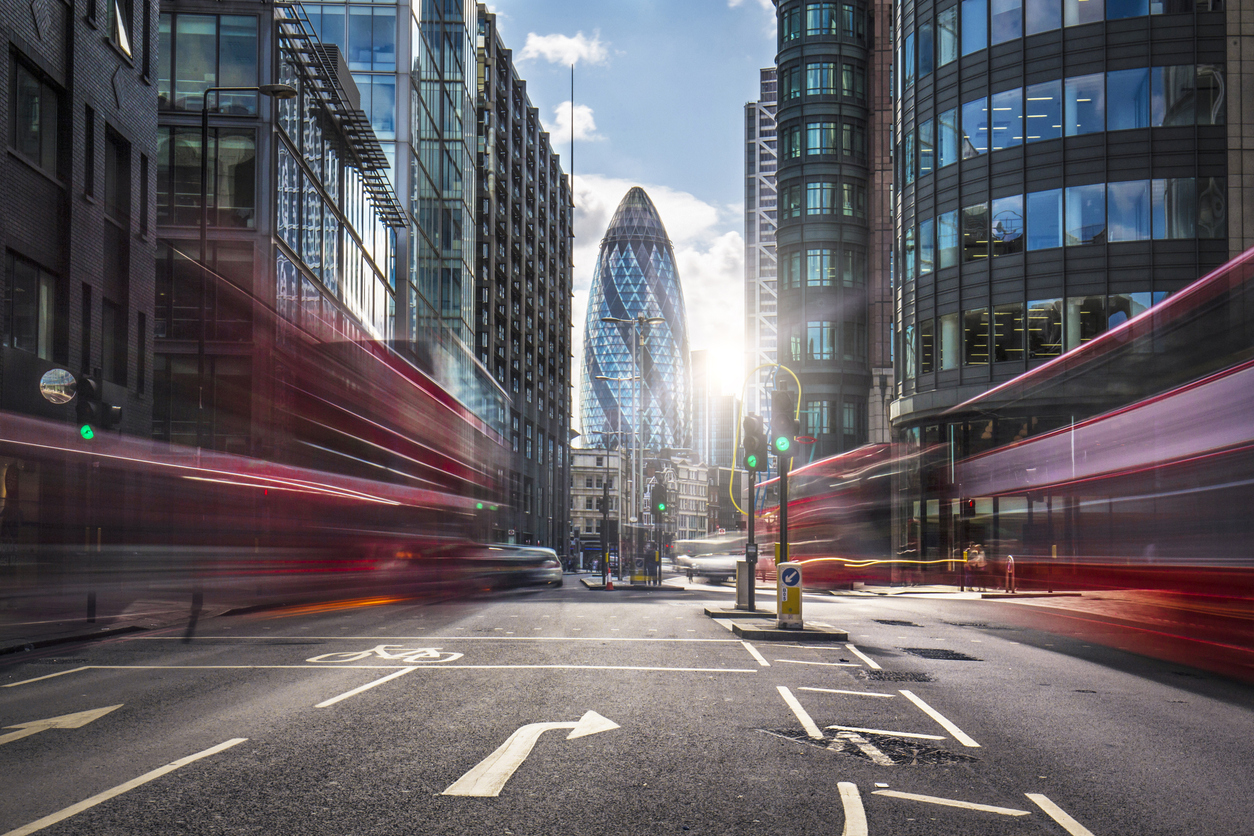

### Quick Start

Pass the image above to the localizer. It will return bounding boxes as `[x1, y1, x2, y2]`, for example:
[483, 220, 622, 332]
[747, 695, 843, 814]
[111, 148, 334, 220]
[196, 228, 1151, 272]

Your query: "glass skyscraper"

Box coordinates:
[581, 187, 691, 453]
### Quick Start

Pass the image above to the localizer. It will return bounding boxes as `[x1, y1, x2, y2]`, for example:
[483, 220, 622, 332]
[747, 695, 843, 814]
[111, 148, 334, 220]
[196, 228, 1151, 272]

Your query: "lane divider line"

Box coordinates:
[838, 782, 868, 836]
[828, 724, 946, 741]
[799, 687, 894, 698]
[872, 789, 1029, 816]
[776, 686, 825, 740]
[898, 689, 980, 747]
[30, 664, 758, 674]
[1, 737, 248, 836]
[316, 667, 415, 708]
[844, 644, 881, 670]
[741, 641, 770, 667]
[1026, 793, 1098, 836]
[773, 659, 859, 667]
[3, 667, 92, 688]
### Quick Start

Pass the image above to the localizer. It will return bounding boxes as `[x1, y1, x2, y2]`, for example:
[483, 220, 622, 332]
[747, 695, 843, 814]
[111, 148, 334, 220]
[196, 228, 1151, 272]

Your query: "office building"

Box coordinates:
[744, 68, 779, 424]
[474, 5, 574, 547]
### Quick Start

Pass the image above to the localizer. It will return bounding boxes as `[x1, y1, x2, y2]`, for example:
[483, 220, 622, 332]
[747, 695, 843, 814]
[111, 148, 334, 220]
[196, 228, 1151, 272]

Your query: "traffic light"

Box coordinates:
[769, 390, 800, 455]
[742, 414, 768, 472]
[651, 482, 668, 515]
[75, 374, 122, 437]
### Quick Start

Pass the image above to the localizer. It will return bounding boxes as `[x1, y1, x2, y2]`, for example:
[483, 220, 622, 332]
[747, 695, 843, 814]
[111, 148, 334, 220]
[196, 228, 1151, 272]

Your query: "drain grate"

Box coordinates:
[901, 647, 982, 661]
[859, 670, 934, 682]
[875, 619, 921, 627]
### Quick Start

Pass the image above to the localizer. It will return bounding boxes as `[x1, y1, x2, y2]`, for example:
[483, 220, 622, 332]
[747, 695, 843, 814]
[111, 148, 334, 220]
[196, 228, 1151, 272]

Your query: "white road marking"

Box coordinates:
[838, 782, 868, 836]
[132, 635, 742, 643]
[873, 789, 1029, 816]
[40, 664, 757, 674]
[443, 712, 618, 797]
[316, 667, 416, 707]
[1026, 793, 1098, 835]
[741, 641, 770, 667]
[3, 667, 91, 688]
[773, 658, 859, 667]
[834, 731, 894, 765]
[898, 689, 980, 747]
[1, 738, 247, 836]
[0, 705, 123, 746]
[844, 644, 881, 669]
[828, 725, 945, 741]
[798, 687, 894, 698]
[776, 686, 824, 740]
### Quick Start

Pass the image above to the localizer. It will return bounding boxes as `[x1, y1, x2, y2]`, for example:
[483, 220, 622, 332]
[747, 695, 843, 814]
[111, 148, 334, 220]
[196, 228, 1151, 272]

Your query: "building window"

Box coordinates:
[156, 127, 257, 228]
[904, 225, 916, 281]
[919, 218, 935, 275]
[939, 312, 959, 370]
[102, 299, 127, 386]
[780, 64, 802, 101]
[962, 203, 990, 261]
[806, 181, 836, 215]
[806, 321, 835, 361]
[803, 399, 831, 435]
[780, 6, 801, 43]
[903, 132, 915, 185]
[806, 121, 837, 155]
[806, 249, 835, 287]
[938, 108, 958, 168]
[992, 303, 1024, 362]
[806, 2, 839, 35]
[1107, 180, 1151, 241]
[938, 210, 959, 268]
[104, 128, 132, 221]
[991, 194, 1024, 256]
[937, 6, 959, 66]
[962, 96, 989, 156]
[1065, 73, 1105, 136]
[990, 88, 1023, 150]
[5, 253, 62, 362]
[1027, 299, 1063, 359]
[1026, 188, 1063, 250]
[1108, 68, 1151, 130]
[1028, 0, 1062, 34]
[158, 13, 259, 114]
[1065, 0, 1105, 27]
[991, 0, 1023, 44]
[903, 324, 916, 380]
[12, 58, 60, 179]
[110, 0, 135, 58]
[962, 0, 988, 55]
[1025, 80, 1062, 141]
[918, 118, 934, 176]
[919, 319, 935, 374]
[1065, 183, 1106, 245]
[964, 308, 990, 365]
[781, 124, 802, 159]
[806, 62, 837, 95]
[903, 31, 916, 89]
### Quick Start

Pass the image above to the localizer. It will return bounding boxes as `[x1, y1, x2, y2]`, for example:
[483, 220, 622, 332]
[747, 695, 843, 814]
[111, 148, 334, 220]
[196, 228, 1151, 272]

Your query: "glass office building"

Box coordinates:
[892, 0, 1235, 436]
[581, 188, 691, 454]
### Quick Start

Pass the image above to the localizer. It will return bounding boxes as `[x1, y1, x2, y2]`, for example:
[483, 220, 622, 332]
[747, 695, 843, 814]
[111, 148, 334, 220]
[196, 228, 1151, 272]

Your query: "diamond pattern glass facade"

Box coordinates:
[581, 188, 690, 452]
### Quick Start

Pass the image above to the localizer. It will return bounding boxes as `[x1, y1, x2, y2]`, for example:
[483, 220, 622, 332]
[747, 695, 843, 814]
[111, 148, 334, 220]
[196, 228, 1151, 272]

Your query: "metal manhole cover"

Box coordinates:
[874, 619, 920, 627]
[858, 670, 934, 682]
[902, 647, 982, 661]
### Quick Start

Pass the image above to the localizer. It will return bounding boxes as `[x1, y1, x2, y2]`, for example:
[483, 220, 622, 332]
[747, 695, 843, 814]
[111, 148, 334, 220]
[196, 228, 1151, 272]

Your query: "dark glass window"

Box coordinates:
[920, 319, 935, 374]
[806, 321, 836, 361]
[1064, 296, 1106, 351]
[1151, 177, 1195, 239]
[1026, 0, 1062, 34]
[939, 108, 958, 167]
[1026, 188, 1063, 250]
[161, 14, 259, 114]
[938, 6, 958, 66]
[780, 64, 802, 100]
[903, 324, 916, 380]
[904, 225, 916, 281]
[962, 202, 990, 261]
[1065, 72, 1104, 135]
[806, 249, 836, 286]
[806, 181, 837, 215]
[12, 59, 59, 178]
[904, 32, 916, 88]
[962, 0, 988, 55]
[781, 6, 801, 43]
[991, 194, 1024, 255]
[962, 97, 988, 156]
[156, 127, 257, 228]
[1065, 183, 1106, 245]
[904, 132, 916, 184]
[919, 23, 934, 77]
[990, 87, 1023, 149]
[992, 302, 1024, 362]
[963, 308, 990, 365]
[5, 253, 61, 361]
[1152, 66, 1195, 126]
[1027, 299, 1063, 359]
[1065, 0, 1105, 26]
[807, 62, 837, 95]
[1107, 68, 1150, 130]
[919, 118, 935, 175]
[938, 209, 959, 268]
[806, 121, 837, 155]
[1196, 65, 1226, 126]
[104, 128, 132, 221]
[781, 124, 802, 159]
[1025, 79, 1062, 141]
[1107, 0, 1146, 18]
[919, 218, 935, 274]
[806, 2, 839, 35]
[1107, 180, 1151, 241]
[991, 0, 1023, 44]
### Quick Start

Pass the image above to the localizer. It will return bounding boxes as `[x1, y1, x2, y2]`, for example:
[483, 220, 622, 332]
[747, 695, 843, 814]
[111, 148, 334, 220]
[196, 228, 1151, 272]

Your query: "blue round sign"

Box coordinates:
[781, 567, 800, 587]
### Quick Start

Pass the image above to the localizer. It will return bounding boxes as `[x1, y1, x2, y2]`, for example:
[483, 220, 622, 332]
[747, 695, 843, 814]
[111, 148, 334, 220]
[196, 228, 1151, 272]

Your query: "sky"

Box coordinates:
[482, 0, 778, 431]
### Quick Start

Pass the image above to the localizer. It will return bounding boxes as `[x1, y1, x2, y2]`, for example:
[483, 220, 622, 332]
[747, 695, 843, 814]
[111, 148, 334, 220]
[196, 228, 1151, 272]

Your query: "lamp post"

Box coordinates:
[600, 313, 664, 570]
[197, 83, 296, 447]
[592, 385, 635, 579]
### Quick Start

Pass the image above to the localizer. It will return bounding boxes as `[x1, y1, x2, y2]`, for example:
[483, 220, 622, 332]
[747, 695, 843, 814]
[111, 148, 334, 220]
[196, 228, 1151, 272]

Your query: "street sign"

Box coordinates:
[777, 561, 802, 629]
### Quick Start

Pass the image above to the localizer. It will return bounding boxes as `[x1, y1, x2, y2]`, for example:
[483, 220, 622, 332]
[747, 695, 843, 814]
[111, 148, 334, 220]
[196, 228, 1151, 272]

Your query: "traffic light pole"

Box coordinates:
[778, 465, 789, 566]
[746, 469, 757, 612]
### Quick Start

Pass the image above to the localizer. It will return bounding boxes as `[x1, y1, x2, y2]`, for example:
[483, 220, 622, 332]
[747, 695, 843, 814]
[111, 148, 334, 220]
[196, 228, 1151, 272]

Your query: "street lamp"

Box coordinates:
[197, 83, 297, 448]
[600, 313, 664, 571]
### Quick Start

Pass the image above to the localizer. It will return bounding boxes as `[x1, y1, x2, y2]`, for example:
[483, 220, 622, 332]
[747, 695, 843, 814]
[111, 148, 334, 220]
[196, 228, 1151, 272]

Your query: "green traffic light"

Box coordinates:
[746, 454, 758, 469]
[476, 502, 484, 510]
[657, 503, 666, 512]
[80, 424, 94, 440]
[774, 435, 791, 453]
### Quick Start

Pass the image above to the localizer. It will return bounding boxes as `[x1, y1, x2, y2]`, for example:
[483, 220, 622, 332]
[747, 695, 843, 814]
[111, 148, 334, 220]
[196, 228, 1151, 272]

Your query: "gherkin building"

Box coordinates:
[581, 187, 690, 453]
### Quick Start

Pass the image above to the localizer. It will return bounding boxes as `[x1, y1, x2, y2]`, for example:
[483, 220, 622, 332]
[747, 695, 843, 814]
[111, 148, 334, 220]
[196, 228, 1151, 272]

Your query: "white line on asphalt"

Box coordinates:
[776, 686, 824, 740]
[1, 738, 247, 836]
[838, 782, 868, 836]
[741, 641, 770, 666]
[773, 659, 860, 667]
[833, 731, 894, 765]
[798, 687, 894, 698]
[316, 668, 415, 708]
[131, 636, 743, 643]
[55, 664, 759, 674]
[872, 789, 1029, 816]
[2, 667, 91, 688]
[828, 725, 946, 741]
[898, 690, 980, 747]
[1026, 793, 1097, 835]
[844, 644, 881, 669]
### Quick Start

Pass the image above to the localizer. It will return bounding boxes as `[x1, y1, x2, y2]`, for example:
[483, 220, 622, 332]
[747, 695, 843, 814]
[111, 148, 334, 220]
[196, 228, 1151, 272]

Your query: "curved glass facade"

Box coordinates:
[893, 0, 1231, 430]
[581, 188, 691, 452]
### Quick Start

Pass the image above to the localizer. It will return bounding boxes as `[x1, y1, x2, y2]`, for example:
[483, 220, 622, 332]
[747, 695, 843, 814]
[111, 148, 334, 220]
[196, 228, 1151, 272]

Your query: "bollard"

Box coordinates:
[777, 562, 803, 629]
[1005, 555, 1016, 593]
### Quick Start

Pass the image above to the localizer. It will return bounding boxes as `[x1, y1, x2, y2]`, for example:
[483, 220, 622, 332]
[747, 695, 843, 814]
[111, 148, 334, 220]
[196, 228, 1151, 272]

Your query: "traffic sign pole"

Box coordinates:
[777, 562, 802, 629]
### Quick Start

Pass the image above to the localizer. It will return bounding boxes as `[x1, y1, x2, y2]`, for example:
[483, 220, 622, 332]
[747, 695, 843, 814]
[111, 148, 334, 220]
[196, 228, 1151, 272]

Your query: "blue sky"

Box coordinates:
[483, 0, 777, 413]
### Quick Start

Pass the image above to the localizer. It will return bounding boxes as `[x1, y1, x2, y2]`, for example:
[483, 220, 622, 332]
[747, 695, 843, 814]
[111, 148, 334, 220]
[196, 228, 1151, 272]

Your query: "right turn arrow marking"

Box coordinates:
[0, 704, 123, 747]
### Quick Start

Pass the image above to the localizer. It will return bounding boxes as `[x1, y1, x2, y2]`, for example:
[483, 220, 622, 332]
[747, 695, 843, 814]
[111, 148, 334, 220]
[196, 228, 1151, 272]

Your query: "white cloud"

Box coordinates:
[569, 175, 745, 437]
[728, 0, 775, 11]
[546, 102, 603, 147]
[519, 31, 609, 66]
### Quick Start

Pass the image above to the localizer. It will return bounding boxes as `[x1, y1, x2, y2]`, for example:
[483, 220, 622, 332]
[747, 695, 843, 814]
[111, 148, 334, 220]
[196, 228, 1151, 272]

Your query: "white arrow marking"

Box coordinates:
[443, 711, 619, 797]
[873, 789, 1030, 816]
[0, 705, 123, 746]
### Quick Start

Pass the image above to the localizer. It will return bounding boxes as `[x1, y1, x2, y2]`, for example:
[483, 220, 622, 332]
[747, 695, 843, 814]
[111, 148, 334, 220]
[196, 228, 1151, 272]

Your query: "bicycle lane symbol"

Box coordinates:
[306, 646, 464, 664]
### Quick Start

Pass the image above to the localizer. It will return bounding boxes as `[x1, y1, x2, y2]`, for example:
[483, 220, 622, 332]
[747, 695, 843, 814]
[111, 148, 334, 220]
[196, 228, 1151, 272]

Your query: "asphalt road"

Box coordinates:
[2, 581, 1252, 835]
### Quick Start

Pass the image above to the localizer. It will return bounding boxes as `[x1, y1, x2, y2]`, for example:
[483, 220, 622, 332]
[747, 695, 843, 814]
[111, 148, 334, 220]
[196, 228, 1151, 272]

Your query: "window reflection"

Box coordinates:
[1025, 80, 1062, 140]
[1026, 188, 1063, 250]
[938, 210, 959, 268]
[1065, 183, 1106, 245]
[962, 203, 990, 261]
[1027, 299, 1063, 359]
[964, 308, 990, 365]
[939, 108, 959, 167]
[1107, 180, 1151, 241]
[940, 312, 960, 370]
[991, 0, 1022, 44]
[919, 118, 935, 175]
[937, 7, 958, 66]
[990, 88, 1023, 149]
[1064, 0, 1105, 26]
[919, 218, 935, 274]
[1026, 0, 1062, 34]
[1065, 296, 1106, 351]
[961, 0, 987, 55]
[962, 97, 988, 156]
[1107, 68, 1151, 130]
[1065, 72, 1104, 135]
[991, 194, 1024, 255]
